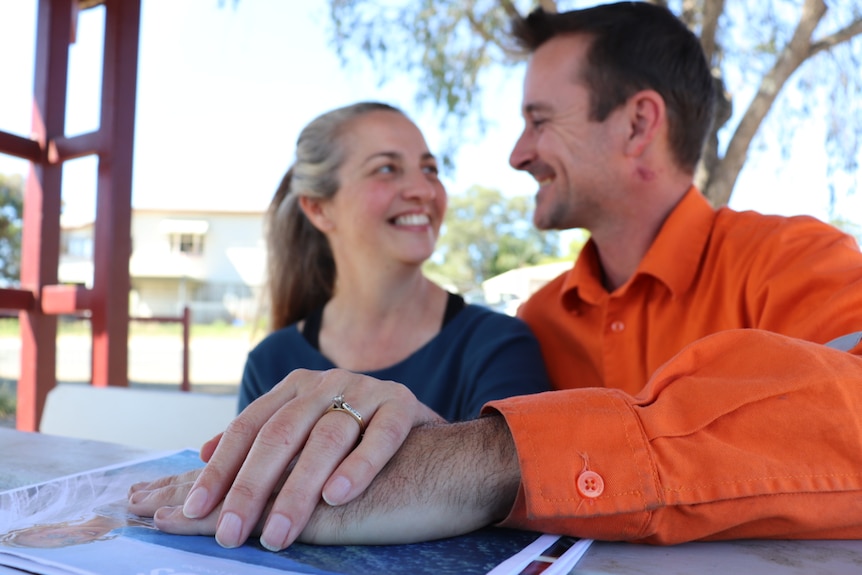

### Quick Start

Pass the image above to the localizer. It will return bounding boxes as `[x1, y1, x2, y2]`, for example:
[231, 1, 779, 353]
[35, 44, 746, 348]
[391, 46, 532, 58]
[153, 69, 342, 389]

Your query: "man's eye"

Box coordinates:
[531, 118, 547, 129]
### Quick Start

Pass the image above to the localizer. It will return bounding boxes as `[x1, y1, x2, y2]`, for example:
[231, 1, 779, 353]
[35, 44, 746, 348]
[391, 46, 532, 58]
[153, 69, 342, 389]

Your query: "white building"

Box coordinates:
[60, 209, 266, 324]
[481, 261, 574, 316]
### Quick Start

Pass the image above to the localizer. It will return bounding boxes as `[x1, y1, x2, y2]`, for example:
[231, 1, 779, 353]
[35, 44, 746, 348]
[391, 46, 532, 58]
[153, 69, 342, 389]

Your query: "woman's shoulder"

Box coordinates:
[448, 303, 534, 337]
[247, 323, 305, 358]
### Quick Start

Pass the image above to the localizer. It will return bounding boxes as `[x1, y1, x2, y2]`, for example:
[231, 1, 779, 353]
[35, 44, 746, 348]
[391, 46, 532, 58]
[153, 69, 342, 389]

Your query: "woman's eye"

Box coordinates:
[375, 164, 396, 175]
[422, 165, 439, 176]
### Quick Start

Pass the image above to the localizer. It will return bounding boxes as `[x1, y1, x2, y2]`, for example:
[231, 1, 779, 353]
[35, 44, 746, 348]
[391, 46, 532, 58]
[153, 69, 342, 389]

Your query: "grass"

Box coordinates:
[0, 380, 15, 418]
[0, 317, 264, 340]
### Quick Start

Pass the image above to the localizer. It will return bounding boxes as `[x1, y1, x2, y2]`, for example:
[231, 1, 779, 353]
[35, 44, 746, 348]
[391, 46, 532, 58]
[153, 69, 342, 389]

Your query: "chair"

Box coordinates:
[40, 383, 237, 451]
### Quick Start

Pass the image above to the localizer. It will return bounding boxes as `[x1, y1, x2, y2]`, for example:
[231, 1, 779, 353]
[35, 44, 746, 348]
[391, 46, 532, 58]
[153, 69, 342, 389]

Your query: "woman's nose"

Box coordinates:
[403, 169, 438, 200]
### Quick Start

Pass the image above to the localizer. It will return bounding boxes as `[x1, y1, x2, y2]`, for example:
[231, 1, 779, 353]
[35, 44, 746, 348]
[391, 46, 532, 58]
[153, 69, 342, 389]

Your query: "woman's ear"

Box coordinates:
[623, 89, 665, 158]
[298, 196, 334, 232]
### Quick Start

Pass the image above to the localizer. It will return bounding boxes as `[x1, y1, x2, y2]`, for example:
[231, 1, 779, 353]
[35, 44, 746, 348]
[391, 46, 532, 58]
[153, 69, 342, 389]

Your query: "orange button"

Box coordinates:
[577, 470, 604, 498]
[610, 321, 625, 333]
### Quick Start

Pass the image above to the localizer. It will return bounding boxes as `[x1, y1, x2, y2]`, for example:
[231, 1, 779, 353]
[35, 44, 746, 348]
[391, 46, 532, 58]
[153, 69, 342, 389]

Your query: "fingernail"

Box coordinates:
[154, 505, 181, 521]
[322, 476, 351, 506]
[260, 513, 292, 552]
[215, 512, 243, 548]
[183, 487, 208, 518]
[129, 490, 148, 505]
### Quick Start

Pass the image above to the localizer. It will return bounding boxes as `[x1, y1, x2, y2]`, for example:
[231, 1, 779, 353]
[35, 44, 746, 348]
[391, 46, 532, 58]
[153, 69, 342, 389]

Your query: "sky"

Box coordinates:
[0, 0, 860, 232]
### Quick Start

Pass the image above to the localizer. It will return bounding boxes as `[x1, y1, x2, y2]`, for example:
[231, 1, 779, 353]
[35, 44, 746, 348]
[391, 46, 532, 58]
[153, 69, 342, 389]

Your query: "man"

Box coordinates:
[130, 2, 862, 549]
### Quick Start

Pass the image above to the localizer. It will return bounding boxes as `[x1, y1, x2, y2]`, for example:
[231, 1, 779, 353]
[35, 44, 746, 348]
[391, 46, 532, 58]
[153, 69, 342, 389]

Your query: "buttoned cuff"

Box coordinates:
[483, 388, 662, 540]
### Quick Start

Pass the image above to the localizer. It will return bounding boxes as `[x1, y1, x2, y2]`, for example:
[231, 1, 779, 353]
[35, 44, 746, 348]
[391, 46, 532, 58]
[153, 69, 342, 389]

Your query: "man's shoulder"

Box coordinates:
[714, 208, 850, 247]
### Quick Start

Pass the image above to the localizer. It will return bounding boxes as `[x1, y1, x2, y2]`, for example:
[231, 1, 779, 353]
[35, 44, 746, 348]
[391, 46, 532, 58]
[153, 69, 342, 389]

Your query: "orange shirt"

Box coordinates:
[486, 187, 862, 544]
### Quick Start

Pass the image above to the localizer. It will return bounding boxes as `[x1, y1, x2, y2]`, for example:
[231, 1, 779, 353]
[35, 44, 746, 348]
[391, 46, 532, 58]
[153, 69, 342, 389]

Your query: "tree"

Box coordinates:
[832, 216, 862, 246]
[0, 173, 23, 286]
[328, 0, 862, 207]
[425, 186, 561, 292]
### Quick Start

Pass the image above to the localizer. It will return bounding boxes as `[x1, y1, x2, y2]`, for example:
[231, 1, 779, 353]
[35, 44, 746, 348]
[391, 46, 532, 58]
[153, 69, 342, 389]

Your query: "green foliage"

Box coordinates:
[0, 173, 24, 285]
[328, 1, 862, 205]
[831, 216, 862, 246]
[328, 0, 523, 168]
[0, 383, 14, 419]
[425, 185, 561, 292]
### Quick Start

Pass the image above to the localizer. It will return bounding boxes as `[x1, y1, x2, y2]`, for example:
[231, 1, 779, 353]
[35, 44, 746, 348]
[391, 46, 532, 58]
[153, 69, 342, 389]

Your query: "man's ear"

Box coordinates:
[624, 89, 665, 158]
[298, 196, 334, 232]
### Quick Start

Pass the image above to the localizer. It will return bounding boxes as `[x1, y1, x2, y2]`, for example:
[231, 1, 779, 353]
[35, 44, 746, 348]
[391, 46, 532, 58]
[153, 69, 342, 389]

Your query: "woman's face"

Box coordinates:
[319, 110, 447, 270]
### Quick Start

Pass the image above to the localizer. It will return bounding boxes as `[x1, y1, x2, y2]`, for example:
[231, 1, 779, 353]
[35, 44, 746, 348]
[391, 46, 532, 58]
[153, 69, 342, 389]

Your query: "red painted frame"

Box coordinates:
[0, 0, 140, 430]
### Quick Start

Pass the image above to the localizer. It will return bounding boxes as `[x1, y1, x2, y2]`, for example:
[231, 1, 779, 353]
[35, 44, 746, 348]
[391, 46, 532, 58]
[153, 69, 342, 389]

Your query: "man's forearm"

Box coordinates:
[300, 414, 521, 545]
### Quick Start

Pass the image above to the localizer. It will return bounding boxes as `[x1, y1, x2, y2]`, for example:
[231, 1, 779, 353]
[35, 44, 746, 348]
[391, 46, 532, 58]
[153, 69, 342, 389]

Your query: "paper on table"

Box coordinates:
[0, 450, 592, 575]
[487, 533, 593, 575]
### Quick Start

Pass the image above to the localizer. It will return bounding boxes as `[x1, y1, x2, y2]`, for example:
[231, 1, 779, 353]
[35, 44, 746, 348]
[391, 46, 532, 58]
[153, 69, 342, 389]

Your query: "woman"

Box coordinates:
[130, 102, 548, 552]
[239, 101, 549, 420]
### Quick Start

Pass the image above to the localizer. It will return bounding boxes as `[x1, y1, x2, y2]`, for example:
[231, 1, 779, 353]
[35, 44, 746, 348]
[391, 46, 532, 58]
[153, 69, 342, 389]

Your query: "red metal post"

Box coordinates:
[181, 307, 191, 392]
[17, 0, 73, 431]
[89, 0, 140, 388]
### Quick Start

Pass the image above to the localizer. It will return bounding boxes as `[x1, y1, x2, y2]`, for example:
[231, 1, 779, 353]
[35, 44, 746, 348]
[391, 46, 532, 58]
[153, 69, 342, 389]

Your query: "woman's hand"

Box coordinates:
[128, 368, 444, 551]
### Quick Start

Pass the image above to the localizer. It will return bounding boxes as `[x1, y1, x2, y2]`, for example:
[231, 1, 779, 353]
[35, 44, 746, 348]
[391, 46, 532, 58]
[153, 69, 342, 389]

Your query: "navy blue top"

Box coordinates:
[239, 304, 550, 421]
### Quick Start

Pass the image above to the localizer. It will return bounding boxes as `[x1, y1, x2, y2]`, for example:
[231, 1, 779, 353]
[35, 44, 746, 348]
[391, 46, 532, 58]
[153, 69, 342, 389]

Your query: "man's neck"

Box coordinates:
[591, 183, 692, 292]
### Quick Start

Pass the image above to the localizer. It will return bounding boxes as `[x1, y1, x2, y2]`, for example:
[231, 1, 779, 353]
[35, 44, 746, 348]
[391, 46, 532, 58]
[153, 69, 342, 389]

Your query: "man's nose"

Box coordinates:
[509, 130, 534, 171]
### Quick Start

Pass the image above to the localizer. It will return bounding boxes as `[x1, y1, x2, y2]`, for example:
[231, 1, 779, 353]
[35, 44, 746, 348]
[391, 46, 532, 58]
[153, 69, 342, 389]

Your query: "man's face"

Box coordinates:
[509, 34, 624, 231]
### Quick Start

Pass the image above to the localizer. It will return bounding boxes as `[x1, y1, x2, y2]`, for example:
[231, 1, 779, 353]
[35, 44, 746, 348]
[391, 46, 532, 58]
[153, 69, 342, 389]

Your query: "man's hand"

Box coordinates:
[132, 415, 521, 546]
[129, 368, 444, 551]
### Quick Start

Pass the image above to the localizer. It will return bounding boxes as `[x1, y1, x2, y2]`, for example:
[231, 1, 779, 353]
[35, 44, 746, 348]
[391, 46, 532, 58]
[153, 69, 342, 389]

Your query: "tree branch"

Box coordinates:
[679, 0, 696, 28]
[699, 0, 726, 65]
[465, 5, 524, 61]
[808, 17, 862, 58]
[537, 0, 557, 13]
[707, 0, 828, 206]
[498, 0, 521, 20]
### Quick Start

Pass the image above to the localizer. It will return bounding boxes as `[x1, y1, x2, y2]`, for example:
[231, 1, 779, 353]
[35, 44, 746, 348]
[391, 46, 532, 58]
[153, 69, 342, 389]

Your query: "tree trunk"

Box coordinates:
[700, 0, 827, 206]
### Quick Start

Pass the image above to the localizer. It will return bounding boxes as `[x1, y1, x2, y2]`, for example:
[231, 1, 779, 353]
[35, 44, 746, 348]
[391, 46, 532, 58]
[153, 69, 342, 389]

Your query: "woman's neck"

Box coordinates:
[318, 270, 449, 372]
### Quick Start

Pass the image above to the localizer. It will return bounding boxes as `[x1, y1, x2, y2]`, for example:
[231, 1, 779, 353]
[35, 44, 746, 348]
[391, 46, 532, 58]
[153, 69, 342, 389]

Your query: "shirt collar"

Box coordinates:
[560, 186, 716, 307]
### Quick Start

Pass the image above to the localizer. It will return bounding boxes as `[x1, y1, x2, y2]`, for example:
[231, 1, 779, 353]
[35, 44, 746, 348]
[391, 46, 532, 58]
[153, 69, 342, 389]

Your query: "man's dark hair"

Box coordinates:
[511, 1, 716, 173]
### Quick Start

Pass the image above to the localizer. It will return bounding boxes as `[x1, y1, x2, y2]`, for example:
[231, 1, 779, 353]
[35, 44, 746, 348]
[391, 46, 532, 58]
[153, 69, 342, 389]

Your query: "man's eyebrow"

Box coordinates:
[524, 102, 553, 115]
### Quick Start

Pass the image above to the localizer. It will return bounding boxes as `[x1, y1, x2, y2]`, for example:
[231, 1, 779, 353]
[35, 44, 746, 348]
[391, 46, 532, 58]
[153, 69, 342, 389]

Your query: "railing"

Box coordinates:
[130, 307, 192, 392]
[0, 295, 193, 392]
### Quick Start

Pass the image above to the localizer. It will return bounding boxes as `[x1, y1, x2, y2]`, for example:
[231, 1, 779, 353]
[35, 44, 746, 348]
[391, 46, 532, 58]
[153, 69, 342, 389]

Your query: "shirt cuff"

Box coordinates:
[483, 388, 662, 540]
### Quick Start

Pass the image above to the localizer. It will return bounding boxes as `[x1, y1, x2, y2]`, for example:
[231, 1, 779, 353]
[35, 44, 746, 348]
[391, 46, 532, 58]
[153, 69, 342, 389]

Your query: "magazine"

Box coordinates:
[0, 450, 592, 575]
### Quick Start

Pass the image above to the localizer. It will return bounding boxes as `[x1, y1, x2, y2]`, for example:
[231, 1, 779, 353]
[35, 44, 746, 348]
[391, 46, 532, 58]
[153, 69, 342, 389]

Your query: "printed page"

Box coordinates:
[0, 451, 591, 575]
[487, 534, 593, 575]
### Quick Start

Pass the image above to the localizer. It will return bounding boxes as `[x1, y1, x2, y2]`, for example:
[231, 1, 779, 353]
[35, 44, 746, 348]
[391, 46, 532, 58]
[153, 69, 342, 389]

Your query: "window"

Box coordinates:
[170, 233, 204, 255]
[159, 219, 209, 256]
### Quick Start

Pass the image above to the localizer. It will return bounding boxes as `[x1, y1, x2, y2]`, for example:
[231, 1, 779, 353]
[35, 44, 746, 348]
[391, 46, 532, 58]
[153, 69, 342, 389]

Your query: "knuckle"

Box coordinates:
[309, 419, 352, 450]
[389, 381, 415, 404]
[371, 417, 408, 448]
[226, 478, 258, 502]
[257, 417, 298, 447]
[347, 449, 379, 478]
[224, 415, 258, 440]
[277, 479, 317, 509]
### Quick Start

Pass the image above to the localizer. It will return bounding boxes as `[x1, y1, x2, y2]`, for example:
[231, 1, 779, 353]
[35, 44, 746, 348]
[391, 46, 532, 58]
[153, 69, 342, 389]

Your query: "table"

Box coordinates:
[0, 428, 153, 492]
[3, 428, 862, 574]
